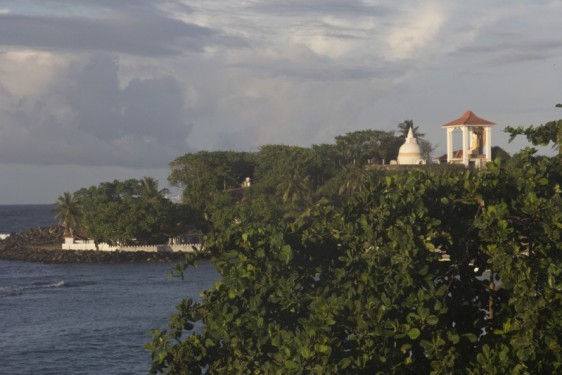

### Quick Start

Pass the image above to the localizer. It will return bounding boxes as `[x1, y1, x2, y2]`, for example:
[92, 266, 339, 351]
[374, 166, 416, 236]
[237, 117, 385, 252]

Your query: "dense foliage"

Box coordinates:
[167, 124, 433, 230]
[66, 178, 182, 245]
[148, 150, 561, 374]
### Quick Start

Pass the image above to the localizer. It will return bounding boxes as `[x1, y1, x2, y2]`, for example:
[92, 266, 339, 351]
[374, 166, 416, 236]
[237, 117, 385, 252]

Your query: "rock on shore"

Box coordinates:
[0, 226, 191, 264]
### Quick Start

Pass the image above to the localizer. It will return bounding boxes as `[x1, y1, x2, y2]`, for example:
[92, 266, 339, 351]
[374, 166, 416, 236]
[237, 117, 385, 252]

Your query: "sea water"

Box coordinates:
[0, 206, 219, 374]
[0, 204, 56, 234]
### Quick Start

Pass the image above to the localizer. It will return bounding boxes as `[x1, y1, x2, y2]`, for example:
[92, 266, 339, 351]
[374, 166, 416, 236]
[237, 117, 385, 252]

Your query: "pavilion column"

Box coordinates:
[485, 127, 492, 162]
[447, 128, 454, 163]
[462, 125, 469, 166]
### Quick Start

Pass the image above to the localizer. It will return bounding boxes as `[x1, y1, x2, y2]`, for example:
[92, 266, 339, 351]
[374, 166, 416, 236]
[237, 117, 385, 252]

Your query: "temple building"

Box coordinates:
[441, 110, 495, 168]
[395, 126, 426, 165]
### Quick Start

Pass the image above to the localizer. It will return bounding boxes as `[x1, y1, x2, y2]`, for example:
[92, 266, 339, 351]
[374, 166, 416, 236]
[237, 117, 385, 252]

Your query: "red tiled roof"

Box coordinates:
[442, 111, 495, 127]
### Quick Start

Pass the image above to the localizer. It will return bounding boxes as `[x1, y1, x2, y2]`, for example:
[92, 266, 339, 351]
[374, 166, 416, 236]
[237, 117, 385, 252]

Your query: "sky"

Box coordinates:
[0, 0, 561, 204]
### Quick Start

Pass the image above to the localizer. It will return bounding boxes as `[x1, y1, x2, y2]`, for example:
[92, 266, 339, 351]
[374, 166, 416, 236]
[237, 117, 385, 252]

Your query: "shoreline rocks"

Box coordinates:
[0, 226, 201, 264]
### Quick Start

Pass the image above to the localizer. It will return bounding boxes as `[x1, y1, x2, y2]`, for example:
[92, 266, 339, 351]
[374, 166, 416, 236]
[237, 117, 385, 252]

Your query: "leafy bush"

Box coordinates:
[148, 150, 561, 374]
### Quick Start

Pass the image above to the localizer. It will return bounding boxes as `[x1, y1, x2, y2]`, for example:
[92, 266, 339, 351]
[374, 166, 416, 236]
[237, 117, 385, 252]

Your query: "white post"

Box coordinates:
[462, 126, 469, 166]
[447, 128, 454, 163]
[485, 127, 492, 162]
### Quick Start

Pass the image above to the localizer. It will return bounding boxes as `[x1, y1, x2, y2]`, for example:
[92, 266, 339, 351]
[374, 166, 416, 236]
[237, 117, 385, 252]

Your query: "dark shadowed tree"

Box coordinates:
[491, 146, 511, 161]
[335, 129, 399, 165]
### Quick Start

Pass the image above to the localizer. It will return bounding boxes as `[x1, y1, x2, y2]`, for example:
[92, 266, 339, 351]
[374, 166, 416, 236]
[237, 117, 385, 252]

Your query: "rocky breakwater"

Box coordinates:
[0, 226, 189, 264]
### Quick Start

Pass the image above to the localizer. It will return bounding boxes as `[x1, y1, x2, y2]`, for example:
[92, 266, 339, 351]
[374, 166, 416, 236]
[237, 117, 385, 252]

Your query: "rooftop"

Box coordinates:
[442, 110, 495, 127]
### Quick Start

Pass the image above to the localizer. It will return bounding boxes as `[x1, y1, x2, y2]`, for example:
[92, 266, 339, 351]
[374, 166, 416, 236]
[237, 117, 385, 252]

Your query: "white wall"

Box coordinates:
[61, 242, 202, 252]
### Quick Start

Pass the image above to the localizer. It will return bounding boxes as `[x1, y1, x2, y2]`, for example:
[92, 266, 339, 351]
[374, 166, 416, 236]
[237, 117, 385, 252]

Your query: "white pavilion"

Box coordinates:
[442, 110, 495, 168]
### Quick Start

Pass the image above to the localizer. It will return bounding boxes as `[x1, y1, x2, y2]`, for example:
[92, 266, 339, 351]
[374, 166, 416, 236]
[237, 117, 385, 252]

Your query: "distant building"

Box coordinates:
[241, 177, 251, 188]
[396, 126, 427, 165]
[441, 110, 495, 168]
[388, 125, 427, 165]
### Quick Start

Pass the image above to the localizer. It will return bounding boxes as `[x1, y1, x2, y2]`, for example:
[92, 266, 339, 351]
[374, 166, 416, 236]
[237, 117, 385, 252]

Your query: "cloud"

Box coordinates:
[386, 2, 446, 61]
[0, 53, 193, 167]
[249, 0, 393, 17]
[0, 12, 218, 56]
[0, 1, 561, 164]
[0, 0, 561, 204]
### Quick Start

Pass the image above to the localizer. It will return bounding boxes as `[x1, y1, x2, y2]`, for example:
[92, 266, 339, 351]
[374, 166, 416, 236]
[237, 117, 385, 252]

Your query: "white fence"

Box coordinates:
[62, 239, 202, 253]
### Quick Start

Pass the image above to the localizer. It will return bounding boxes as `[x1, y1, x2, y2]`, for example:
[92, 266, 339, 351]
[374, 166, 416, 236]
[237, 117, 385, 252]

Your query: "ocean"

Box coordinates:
[0, 204, 56, 234]
[0, 205, 219, 374]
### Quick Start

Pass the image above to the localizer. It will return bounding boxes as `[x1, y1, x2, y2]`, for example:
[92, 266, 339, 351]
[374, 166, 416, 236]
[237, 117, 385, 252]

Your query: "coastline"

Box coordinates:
[0, 245, 190, 264]
[0, 226, 206, 264]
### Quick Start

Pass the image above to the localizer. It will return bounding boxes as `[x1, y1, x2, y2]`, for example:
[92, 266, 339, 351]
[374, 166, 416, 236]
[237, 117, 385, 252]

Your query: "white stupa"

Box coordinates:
[397, 126, 426, 165]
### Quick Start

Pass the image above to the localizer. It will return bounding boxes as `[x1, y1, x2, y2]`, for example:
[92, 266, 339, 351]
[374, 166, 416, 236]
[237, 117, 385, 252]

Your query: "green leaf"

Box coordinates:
[285, 360, 300, 369]
[407, 328, 421, 340]
[279, 245, 293, 264]
[426, 315, 439, 326]
[339, 357, 352, 369]
[315, 344, 330, 353]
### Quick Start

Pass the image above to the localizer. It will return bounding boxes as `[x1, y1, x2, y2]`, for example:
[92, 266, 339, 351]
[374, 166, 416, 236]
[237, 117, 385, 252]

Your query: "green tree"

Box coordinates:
[311, 143, 341, 186]
[505, 105, 562, 154]
[53, 191, 82, 236]
[335, 129, 398, 165]
[141, 176, 170, 201]
[397, 120, 423, 139]
[277, 169, 313, 210]
[149, 150, 562, 374]
[253, 145, 320, 217]
[74, 179, 178, 245]
[491, 146, 511, 162]
[168, 151, 255, 214]
[337, 164, 372, 196]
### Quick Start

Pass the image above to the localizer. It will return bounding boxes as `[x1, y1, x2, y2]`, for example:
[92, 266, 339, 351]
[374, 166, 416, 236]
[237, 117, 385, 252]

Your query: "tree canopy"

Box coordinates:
[148, 149, 562, 374]
[167, 124, 434, 230]
[505, 104, 562, 154]
[71, 178, 179, 245]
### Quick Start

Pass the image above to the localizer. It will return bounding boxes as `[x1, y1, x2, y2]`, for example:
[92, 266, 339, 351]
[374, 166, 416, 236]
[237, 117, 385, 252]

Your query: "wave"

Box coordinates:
[0, 280, 66, 297]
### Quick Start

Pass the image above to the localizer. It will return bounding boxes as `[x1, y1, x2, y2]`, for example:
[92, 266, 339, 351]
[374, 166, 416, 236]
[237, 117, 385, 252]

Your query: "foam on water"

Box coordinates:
[0, 280, 65, 297]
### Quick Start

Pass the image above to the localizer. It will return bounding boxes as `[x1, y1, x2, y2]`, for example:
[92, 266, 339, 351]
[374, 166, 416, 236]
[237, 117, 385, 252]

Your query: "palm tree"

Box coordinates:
[140, 177, 170, 201]
[277, 169, 312, 209]
[54, 192, 81, 237]
[338, 165, 371, 197]
[397, 120, 425, 140]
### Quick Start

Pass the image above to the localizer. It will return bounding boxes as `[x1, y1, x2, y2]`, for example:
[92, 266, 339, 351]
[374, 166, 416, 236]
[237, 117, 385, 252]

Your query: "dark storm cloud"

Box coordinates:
[0, 12, 216, 56]
[249, 0, 393, 17]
